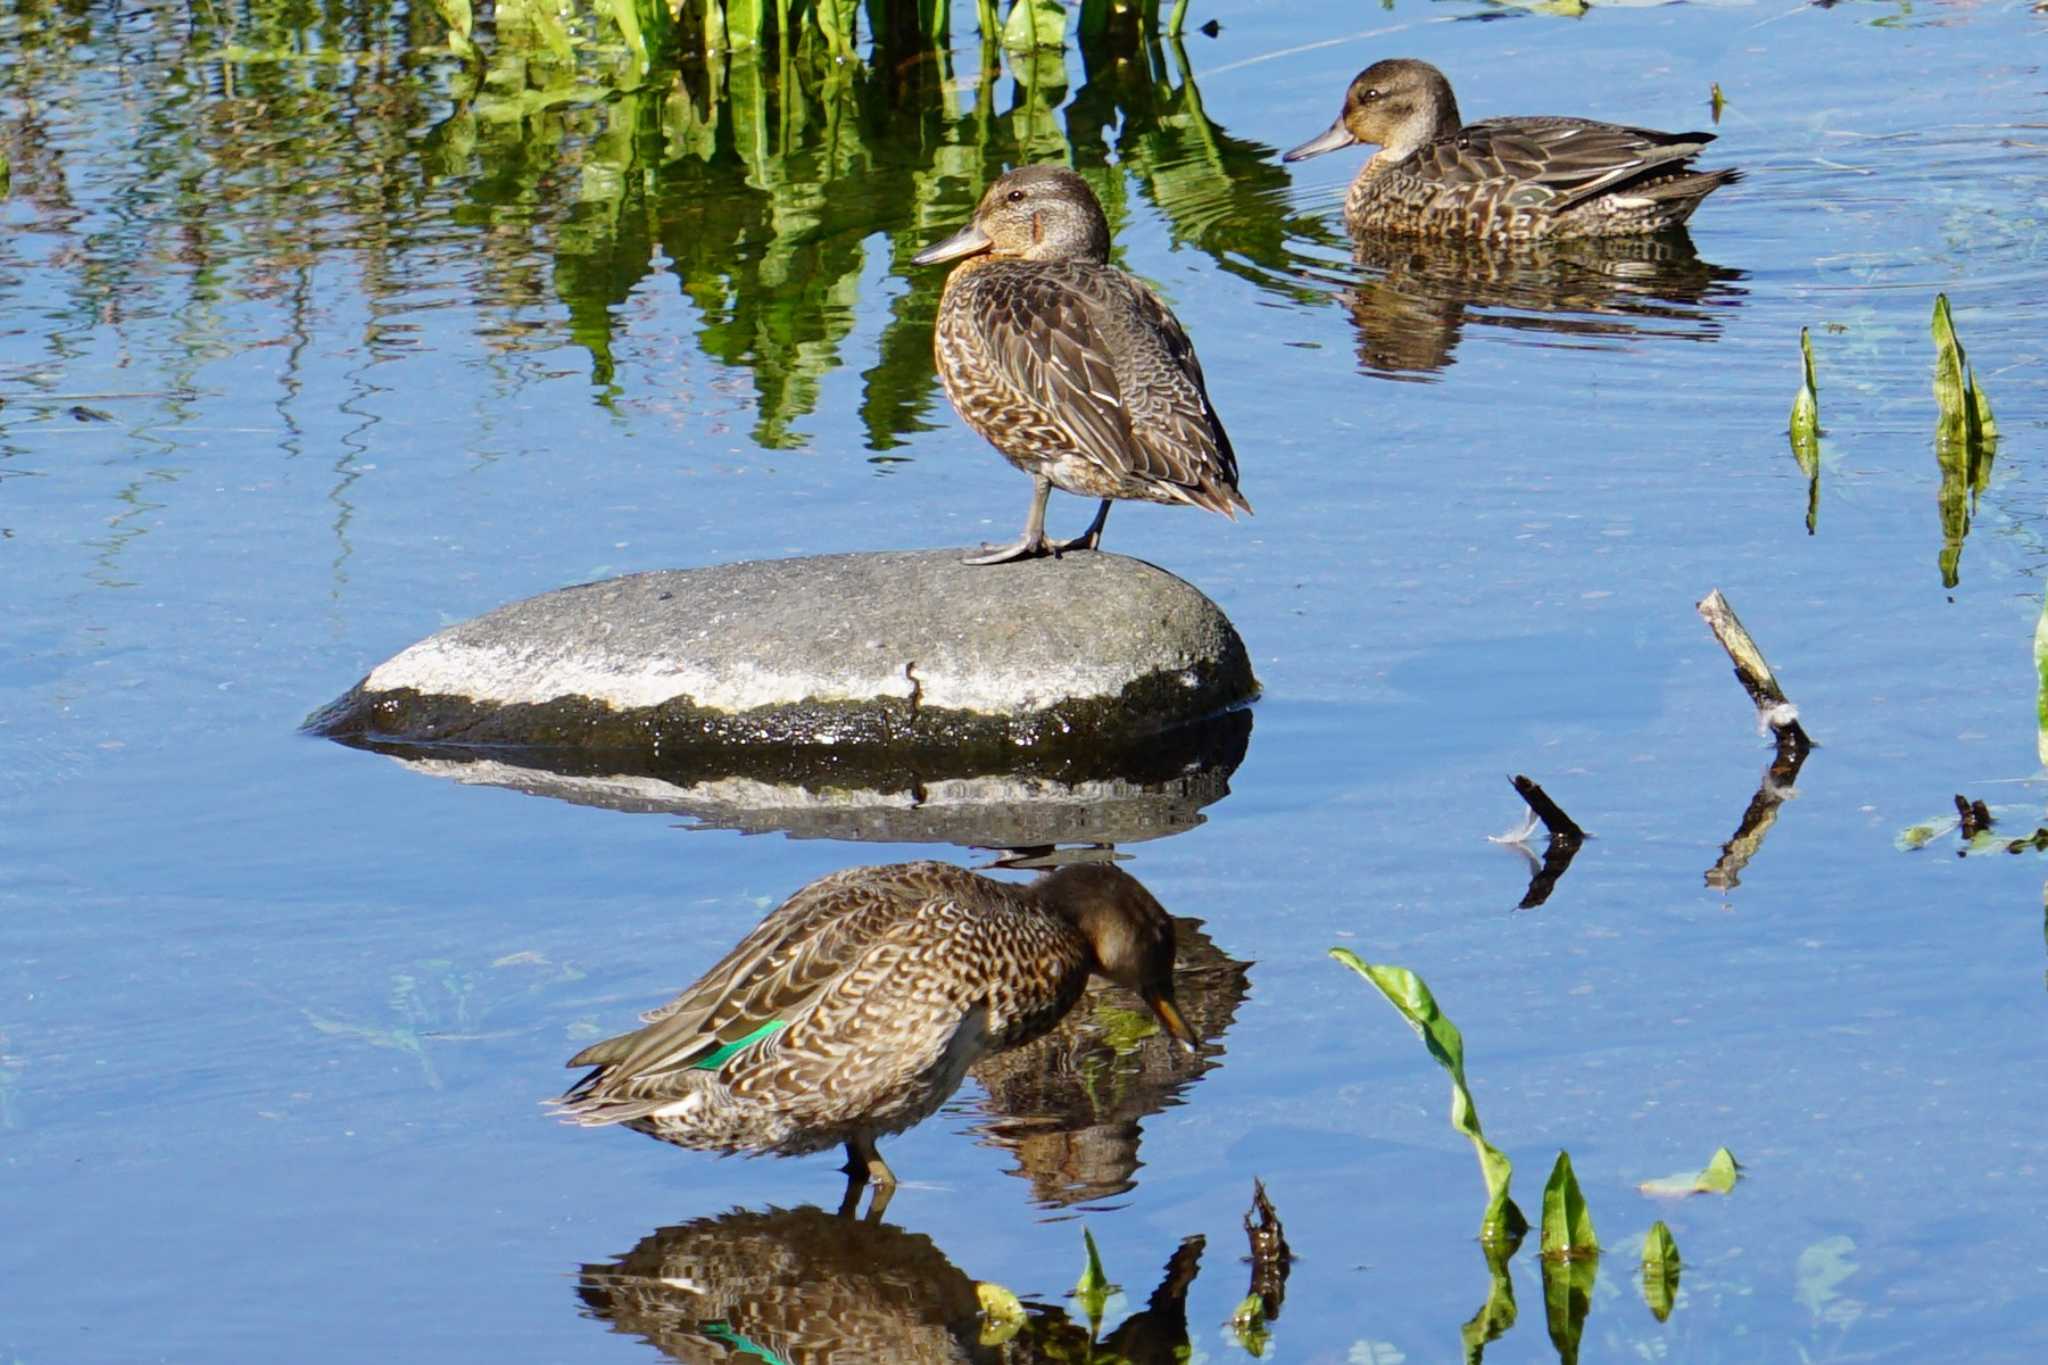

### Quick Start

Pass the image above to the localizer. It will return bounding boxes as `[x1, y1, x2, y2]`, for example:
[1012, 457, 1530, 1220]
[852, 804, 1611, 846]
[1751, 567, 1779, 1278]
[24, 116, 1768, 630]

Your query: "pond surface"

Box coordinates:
[6, 0, 2048, 1360]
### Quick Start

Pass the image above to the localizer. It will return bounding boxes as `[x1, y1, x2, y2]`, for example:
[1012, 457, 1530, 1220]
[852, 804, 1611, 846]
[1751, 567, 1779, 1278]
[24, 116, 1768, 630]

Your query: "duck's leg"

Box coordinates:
[842, 1131, 898, 1187]
[964, 476, 1054, 566]
[1051, 498, 1112, 554]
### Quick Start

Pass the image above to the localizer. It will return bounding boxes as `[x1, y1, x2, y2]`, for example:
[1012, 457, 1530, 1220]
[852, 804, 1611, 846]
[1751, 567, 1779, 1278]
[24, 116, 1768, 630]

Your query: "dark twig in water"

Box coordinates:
[1511, 775, 1584, 843]
[1504, 775, 1585, 910]
[1955, 794, 1993, 840]
[1243, 1178, 1293, 1319]
[1696, 589, 1814, 755]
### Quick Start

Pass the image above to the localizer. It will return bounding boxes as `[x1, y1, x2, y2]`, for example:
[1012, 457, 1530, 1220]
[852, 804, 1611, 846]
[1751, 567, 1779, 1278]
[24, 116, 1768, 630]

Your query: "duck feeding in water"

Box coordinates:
[554, 860, 1196, 1198]
[912, 165, 1249, 565]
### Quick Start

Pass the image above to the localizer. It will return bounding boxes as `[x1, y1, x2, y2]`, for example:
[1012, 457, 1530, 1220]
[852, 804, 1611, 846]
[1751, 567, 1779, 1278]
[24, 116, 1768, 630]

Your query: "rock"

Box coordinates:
[306, 550, 1256, 765]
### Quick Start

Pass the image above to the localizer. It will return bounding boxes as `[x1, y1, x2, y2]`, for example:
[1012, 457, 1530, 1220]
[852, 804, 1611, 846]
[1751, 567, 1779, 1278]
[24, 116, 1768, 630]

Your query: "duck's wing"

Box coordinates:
[1422, 118, 1718, 211]
[563, 863, 968, 1087]
[966, 262, 1245, 514]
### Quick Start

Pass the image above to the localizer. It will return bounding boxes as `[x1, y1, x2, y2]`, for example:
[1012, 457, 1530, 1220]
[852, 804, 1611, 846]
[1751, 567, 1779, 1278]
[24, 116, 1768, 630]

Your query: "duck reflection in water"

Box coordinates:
[967, 913, 1250, 1207]
[576, 1204, 1205, 1364]
[1340, 230, 1745, 380]
[553, 861, 1199, 1211]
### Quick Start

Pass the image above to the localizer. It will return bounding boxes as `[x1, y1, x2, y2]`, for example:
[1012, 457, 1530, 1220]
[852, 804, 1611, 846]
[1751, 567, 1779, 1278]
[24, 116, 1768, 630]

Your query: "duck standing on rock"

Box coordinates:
[912, 165, 1249, 565]
[554, 860, 1196, 1200]
[1284, 58, 1740, 242]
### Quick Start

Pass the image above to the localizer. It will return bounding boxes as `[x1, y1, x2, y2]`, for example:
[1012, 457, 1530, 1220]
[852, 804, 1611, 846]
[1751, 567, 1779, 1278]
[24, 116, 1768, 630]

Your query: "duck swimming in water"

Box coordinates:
[555, 860, 1195, 1195]
[912, 165, 1249, 565]
[1285, 59, 1740, 242]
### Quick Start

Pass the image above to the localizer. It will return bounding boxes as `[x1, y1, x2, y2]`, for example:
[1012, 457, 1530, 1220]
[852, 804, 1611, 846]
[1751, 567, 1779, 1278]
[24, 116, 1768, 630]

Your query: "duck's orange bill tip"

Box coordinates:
[1147, 991, 1199, 1052]
[911, 223, 994, 266]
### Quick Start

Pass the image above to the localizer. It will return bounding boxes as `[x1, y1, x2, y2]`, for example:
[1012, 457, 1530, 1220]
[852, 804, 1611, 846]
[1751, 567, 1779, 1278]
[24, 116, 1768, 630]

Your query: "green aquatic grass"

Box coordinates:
[1330, 950, 1528, 1244]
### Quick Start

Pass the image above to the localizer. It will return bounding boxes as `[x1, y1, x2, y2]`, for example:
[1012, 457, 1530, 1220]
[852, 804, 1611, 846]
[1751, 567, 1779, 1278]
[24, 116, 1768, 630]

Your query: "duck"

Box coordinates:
[554, 860, 1196, 1195]
[911, 165, 1249, 566]
[1284, 59, 1740, 242]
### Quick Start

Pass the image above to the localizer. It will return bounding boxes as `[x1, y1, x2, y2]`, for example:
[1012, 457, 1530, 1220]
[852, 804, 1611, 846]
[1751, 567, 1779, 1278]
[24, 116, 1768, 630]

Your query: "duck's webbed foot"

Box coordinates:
[964, 475, 1058, 566]
[962, 533, 1052, 566]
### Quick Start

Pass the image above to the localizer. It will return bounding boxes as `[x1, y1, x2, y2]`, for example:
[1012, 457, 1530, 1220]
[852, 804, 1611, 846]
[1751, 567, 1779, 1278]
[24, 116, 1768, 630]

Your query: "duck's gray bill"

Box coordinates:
[1282, 122, 1358, 163]
[911, 223, 993, 266]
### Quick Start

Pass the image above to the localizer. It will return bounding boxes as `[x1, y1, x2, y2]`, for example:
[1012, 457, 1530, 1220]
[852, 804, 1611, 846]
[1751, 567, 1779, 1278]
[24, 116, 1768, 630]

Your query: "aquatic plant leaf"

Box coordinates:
[813, 0, 859, 57]
[1539, 1151, 1598, 1259]
[1329, 950, 1527, 1243]
[1642, 1222, 1680, 1322]
[976, 1281, 1026, 1345]
[2035, 585, 2048, 770]
[1710, 82, 1726, 122]
[431, 0, 476, 61]
[1639, 1145, 1741, 1197]
[1074, 1226, 1117, 1330]
[1539, 1251, 1598, 1365]
[1230, 1293, 1270, 1356]
[1932, 292, 1996, 447]
[1002, 0, 1067, 51]
[1459, 1236, 1521, 1359]
[1789, 326, 1820, 469]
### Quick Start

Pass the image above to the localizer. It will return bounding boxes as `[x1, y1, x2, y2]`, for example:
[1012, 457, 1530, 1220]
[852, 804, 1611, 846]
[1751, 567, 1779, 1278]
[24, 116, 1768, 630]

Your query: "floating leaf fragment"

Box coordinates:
[1642, 1221, 1681, 1322]
[1639, 1145, 1741, 1197]
[1789, 326, 1820, 468]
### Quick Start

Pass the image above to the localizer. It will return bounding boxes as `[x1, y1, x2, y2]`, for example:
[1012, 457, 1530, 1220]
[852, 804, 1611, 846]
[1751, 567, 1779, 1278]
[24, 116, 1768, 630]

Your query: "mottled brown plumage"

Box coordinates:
[554, 860, 1194, 1189]
[912, 165, 1248, 565]
[1284, 59, 1739, 241]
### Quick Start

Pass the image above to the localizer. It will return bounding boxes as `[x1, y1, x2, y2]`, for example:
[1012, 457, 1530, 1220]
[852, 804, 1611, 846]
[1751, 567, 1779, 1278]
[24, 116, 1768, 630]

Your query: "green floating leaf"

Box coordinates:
[1330, 950, 1527, 1244]
[1002, 0, 1067, 51]
[1230, 1292, 1270, 1357]
[1074, 1226, 1116, 1331]
[976, 1281, 1026, 1346]
[1642, 1221, 1681, 1322]
[1539, 1151, 1599, 1260]
[1709, 82, 1726, 122]
[1639, 1145, 1742, 1198]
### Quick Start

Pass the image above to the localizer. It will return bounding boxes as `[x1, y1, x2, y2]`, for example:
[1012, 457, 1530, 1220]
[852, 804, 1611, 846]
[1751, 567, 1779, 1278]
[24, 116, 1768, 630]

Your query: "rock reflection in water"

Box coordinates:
[576, 1206, 1203, 1363]
[969, 918, 1250, 1206]
[333, 708, 1251, 850]
[1342, 230, 1745, 379]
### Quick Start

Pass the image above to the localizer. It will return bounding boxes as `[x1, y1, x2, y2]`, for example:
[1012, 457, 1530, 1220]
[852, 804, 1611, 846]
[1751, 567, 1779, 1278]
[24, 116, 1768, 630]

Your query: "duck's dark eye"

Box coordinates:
[1362, 87, 1380, 102]
[1006, 189, 1027, 203]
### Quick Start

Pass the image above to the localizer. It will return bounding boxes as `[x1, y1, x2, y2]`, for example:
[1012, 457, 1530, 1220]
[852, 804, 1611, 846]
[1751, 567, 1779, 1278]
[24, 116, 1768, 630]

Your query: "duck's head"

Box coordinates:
[911, 165, 1113, 267]
[1283, 58, 1462, 165]
[1038, 863, 1197, 1052]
